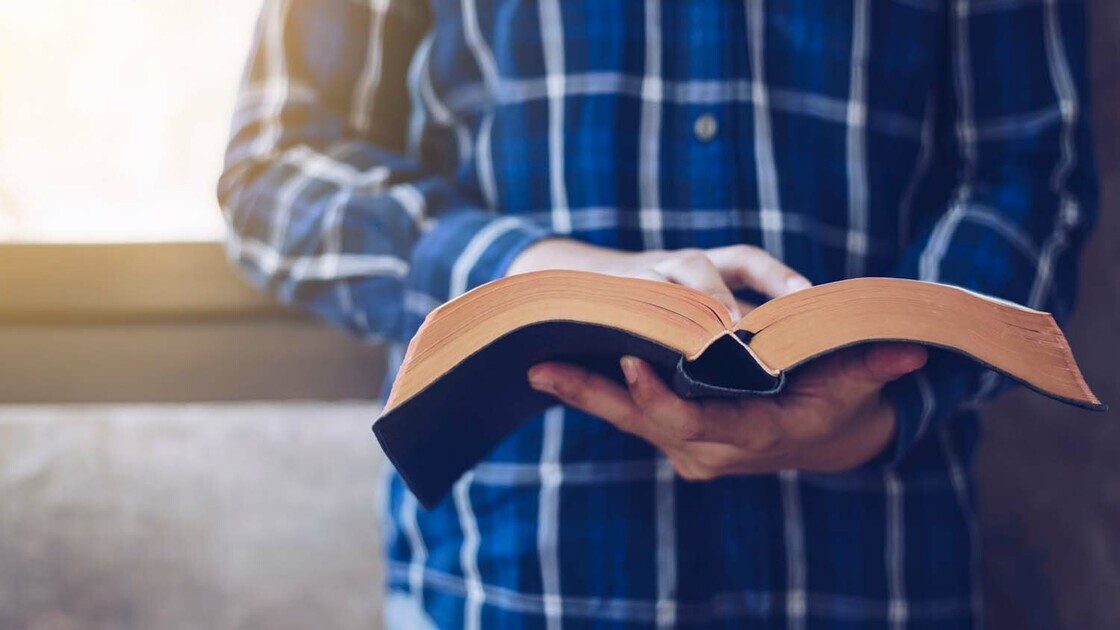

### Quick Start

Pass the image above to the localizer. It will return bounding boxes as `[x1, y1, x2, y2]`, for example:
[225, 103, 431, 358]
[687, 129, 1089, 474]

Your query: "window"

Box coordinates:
[0, 0, 260, 243]
[0, 1, 385, 403]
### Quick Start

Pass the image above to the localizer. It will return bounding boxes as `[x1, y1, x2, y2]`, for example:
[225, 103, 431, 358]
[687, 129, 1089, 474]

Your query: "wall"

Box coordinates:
[0, 403, 386, 630]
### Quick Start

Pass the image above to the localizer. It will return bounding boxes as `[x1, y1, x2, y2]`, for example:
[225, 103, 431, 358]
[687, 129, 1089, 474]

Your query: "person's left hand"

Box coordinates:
[527, 343, 928, 478]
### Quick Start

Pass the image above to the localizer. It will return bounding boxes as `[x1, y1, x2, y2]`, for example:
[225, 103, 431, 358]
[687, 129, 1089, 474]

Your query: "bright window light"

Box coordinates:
[0, 0, 261, 242]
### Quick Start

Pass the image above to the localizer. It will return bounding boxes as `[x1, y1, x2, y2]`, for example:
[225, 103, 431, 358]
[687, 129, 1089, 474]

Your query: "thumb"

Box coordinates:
[810, 343, 927, 404]
[787, 343, 927, 400]
[856, 343, 928, 383]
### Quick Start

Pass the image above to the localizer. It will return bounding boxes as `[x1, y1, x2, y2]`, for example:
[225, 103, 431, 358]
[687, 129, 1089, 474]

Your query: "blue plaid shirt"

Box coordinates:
[219, 1, 1097, 627]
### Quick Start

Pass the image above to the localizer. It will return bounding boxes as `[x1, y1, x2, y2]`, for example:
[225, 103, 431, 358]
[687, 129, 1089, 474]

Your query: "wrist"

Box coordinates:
[505, 237, 568, 276]
[864, 396, 900, 461]
[505, 238, 627, 276]
[857, 397, 899, 469]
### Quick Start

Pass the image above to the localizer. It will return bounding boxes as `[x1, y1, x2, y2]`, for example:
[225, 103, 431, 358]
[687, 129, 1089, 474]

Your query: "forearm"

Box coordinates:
[223, 165, 548, 340]
[507, 238, 645, 276]
[218, 0, 552, 343]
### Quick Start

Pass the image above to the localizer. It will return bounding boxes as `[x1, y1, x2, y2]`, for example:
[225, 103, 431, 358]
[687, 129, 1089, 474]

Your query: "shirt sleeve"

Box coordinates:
[217, 0, 551, 344]
[884, 0, 1098, 462]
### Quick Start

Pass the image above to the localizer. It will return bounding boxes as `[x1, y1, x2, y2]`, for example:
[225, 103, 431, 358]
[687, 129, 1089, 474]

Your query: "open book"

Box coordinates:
[374, 270, 1103, 507]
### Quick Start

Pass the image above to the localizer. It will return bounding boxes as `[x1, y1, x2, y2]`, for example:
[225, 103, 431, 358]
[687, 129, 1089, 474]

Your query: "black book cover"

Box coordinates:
[373, 322, 783, 508]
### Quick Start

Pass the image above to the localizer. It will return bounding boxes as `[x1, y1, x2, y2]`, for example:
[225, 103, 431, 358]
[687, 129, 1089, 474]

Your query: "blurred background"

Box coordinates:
[0, 1, 1115, 629]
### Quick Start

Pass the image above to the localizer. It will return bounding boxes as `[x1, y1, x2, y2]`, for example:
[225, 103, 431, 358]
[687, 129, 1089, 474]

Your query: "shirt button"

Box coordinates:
[693, 113, 718, 142]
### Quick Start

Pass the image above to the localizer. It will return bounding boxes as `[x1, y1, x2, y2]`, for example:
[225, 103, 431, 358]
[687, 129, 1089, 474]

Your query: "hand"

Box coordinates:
[527, 343, 928, 478]
[507, 238, 811, 319]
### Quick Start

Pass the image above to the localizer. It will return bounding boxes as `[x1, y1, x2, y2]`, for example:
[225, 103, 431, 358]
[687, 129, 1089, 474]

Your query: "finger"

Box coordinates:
[620, 356, 719, 443]
[706, 245, 811, 298]
[527, 362, 652, 440]
[631, 269, 668, 283]
[655, 251, 742, 319]
[860, 343, 929, 381]
[620, 356, 769, 446]
[736, 299, 758, 316]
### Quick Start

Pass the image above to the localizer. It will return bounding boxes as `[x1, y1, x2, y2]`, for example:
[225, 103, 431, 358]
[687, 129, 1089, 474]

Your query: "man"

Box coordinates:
[218, 1, 1096, 627]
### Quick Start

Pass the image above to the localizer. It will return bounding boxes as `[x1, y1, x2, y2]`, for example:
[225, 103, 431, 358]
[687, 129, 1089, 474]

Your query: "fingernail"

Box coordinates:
[620, 357, 639, 385]
[785, 276, 812, 292]
[528, 370, 556, 394]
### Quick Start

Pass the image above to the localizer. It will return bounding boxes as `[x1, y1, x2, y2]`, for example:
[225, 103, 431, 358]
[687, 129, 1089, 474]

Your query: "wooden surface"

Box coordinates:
[0, 319, 385, 403]
[0, 242, 386, 403]
[0, 243, 277, 323]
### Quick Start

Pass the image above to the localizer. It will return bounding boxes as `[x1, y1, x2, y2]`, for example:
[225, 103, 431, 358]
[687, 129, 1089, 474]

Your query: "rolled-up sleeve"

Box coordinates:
[217, 0, 550, 344]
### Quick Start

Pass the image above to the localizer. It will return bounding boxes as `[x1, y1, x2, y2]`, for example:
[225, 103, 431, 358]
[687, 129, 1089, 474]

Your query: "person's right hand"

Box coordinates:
[506, 238, 812, 319]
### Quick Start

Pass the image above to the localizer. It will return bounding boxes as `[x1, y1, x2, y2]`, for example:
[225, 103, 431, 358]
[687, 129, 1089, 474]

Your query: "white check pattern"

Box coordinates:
[218, 0, 1098, 627]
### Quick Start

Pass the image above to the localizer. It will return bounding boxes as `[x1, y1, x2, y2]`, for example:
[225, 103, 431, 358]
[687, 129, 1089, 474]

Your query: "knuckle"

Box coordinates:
[687, 463, 720, 481]
[551, 376, 576, 397]
[677, 249, 710, 267]
[629, 379, 659, 408]
[554, 372, 591, 403]
[713, 287, 736, 302]
[796, 413, 833, 440]
[668, 412, 707, 442]
[668, 459, 695, 480]
[746, 420, 783, 452]
[556, 389, 585, 407]
[671, 457, 715, 482]
[759, 259, 787, 280]
[614, 409, 643, 434]
[692, 449, 731, 474]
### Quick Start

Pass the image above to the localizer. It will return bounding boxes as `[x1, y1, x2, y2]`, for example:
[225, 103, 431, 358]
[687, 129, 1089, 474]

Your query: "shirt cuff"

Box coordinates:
[882, 349, 993, 464]
[401, 208, 552, 334]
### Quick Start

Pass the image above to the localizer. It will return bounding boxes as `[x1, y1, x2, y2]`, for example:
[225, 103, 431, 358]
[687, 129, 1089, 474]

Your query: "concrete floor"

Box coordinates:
[0, 403, 386, 630]
[1, 396, 1119, 629]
